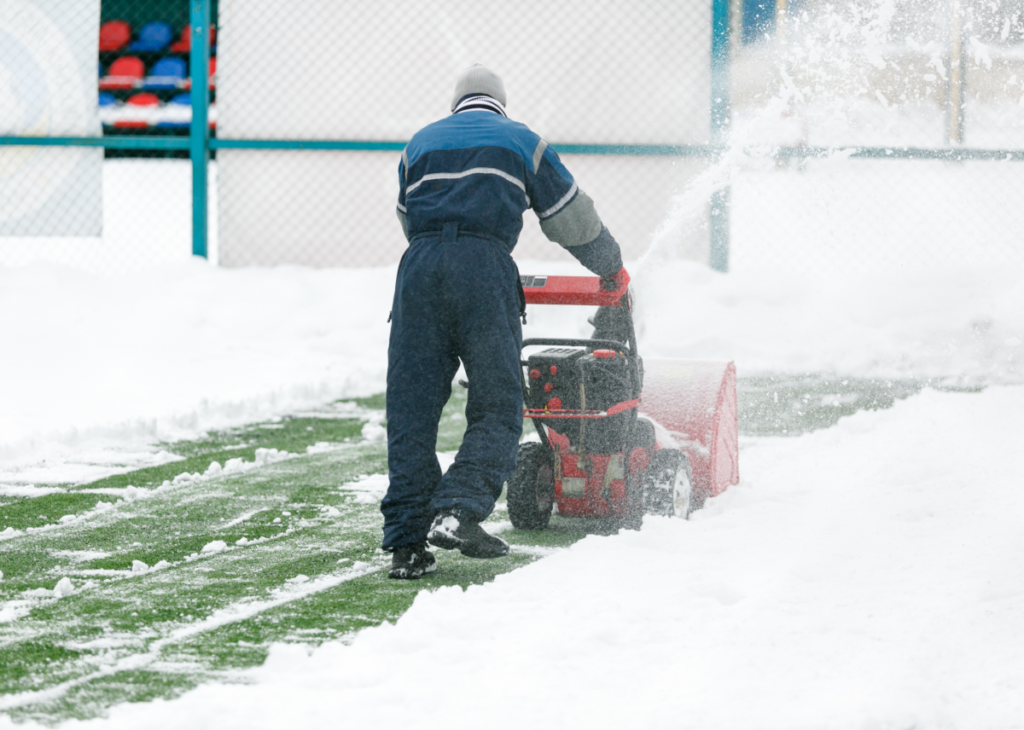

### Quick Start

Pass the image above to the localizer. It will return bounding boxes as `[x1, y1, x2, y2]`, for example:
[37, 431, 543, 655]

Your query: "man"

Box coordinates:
[383, 64, 627, 579]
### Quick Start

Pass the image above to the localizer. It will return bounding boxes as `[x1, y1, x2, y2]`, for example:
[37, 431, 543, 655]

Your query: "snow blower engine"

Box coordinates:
[507, 272, 739, 531]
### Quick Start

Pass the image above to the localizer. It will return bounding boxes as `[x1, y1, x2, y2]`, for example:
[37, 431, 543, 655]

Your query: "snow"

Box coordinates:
[3, 251, 1022, 487]
[0, 260, 394, 485]
[52, 578, 75, 598]
[26, 384, 1023, 729]
[1, 132, 1022, 729]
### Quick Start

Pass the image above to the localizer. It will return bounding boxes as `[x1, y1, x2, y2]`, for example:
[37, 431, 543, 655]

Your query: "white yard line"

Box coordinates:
[219, 507, 268, 530]
[0, 560, 385, 711]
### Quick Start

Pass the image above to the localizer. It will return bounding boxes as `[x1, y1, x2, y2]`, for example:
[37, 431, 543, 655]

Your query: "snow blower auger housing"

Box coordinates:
[507, 273, 739, 531]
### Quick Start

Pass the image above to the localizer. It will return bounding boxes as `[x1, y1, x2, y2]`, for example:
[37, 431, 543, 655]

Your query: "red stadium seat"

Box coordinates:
[99, 20, 131, 52]
[114, 92, 160, 128]
[99, 56, 145, 90]
[168, 24, 217, 53]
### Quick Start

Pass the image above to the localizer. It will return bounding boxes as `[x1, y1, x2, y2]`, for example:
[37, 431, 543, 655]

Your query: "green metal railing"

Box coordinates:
[4, 0, 1022, 269]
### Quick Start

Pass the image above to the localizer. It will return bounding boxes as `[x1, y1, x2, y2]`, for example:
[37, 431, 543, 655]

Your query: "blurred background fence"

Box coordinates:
[1, 0, 1023, 275]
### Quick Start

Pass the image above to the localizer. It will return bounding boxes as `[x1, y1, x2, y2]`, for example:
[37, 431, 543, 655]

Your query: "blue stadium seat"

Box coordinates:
[128, 21, 173, 52]
[143, 57, 187, 90]
[98, 92, 118, 127]
[156, 93, 192, 128]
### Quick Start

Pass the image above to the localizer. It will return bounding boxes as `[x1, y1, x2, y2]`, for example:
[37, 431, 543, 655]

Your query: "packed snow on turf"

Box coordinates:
[3, 252, 1023, 485]
[0, 261, 396, 485]
[31, 385, 1023, 730]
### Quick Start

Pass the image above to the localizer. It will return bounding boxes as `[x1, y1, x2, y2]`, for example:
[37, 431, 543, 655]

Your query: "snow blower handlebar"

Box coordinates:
[520, 271, 631, 308]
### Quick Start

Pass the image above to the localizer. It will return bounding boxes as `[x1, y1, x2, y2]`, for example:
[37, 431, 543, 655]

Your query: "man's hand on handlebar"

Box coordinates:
[600, 267, 630, 292]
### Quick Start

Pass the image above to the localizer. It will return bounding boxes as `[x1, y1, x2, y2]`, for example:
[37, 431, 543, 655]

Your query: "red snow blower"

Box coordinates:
[507, 272, 739, 530]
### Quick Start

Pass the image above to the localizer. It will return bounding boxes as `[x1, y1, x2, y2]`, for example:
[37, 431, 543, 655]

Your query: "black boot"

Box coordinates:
[427, 510, 510, 559]
[388, 542, 437, 579]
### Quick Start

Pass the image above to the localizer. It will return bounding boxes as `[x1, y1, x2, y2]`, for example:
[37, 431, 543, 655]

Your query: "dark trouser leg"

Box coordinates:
[381, 240, 460, 550]
[430, 238, 523, 521]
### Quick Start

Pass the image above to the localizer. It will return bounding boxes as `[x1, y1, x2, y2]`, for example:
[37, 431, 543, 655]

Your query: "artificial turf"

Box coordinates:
[0, 376, 950, 723]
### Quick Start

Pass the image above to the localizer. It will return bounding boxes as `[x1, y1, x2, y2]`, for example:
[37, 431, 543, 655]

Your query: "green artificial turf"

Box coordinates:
[0, 375, 958, 723]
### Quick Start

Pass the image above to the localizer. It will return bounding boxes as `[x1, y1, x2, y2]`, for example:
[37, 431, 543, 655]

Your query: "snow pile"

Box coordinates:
[3, 255, 1023, 486]
[52, 578, 75, 599]
[38, 385, 1023, 729]
[200, 541, 228, 555]
[0, 260, 394, 484]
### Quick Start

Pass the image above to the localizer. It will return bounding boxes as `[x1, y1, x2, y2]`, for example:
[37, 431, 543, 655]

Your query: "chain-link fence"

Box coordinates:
[214, 0, 713, 267]
[0, 0, 212, 273]
[727, 0, 1024, 273]
[2, 0, 1023, 274]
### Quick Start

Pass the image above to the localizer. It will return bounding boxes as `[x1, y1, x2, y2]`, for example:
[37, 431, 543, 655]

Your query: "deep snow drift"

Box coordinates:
[2, 255, 1022, 485]
[23, 384, 1023, 730]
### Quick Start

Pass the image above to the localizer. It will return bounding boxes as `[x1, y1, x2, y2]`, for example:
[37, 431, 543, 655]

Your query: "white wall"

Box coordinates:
[216, 0, 713, 267]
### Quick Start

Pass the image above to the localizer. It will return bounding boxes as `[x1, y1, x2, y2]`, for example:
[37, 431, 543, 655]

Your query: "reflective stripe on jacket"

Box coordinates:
[397, 106, 622, 276]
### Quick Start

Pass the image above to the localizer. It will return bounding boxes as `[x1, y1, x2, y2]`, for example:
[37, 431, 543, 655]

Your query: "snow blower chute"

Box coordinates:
[507, 273, 739, 530]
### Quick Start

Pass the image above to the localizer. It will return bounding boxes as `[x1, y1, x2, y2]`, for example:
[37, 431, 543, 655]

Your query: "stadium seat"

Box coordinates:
[156, 93, 192, 128]
[168, 24, 217, 53]
[114, 92, 160, 128]
[98, 92, 119, 126]
[128, 21, 173, 52]
[99, 56, 144, 90]
[99, 20, 131, 52]
[143, 57, 187, 90]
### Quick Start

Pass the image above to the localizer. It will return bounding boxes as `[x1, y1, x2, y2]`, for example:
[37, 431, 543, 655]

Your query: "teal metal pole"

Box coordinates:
[189, 0, 211, 258]
[709, 0, 732, 272]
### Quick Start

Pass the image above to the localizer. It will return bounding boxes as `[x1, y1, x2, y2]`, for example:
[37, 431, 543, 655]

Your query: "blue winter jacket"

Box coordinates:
[397, 99, 623, 276]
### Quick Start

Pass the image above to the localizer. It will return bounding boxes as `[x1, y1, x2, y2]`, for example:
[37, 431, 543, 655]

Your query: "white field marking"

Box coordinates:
[49, 550, 111, 562]
[0, 451, 304, 545]
[5, 527, 314, 623]
[219, 507, 269, 530]
[0, 559, 385, 711]
[4, 438, 380, 544]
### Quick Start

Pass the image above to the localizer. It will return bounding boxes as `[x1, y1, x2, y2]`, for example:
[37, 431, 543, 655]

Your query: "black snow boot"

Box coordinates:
[427, 510, 510, 559]
[388, 542, 437, 580]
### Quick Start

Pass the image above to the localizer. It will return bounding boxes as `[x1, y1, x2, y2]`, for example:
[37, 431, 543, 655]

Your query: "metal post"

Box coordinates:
[190, 0, 211, 258]
[947, 0, 966, 145]
[710, 0, 732, 272]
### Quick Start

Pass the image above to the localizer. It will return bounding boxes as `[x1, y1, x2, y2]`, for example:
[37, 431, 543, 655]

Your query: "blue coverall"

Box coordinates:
[381, 96, 623, 550]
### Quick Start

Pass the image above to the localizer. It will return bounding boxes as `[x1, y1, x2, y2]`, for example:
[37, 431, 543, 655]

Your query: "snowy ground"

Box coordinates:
[2, 250, 1022, 486]
[6, 384, 1020, 730]
[2, 159, 1023, 727]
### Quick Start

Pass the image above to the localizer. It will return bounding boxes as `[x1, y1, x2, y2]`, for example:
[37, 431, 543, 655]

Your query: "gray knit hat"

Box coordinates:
[451, 64, 506, 111]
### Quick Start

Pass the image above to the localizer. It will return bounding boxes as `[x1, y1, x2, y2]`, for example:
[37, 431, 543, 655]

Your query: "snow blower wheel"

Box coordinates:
[506, 442, 555, 530]
[643, 449, 696, 519]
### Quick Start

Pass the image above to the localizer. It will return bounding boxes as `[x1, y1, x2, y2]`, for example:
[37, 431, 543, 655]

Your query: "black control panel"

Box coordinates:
[525, 347, 585, 410]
